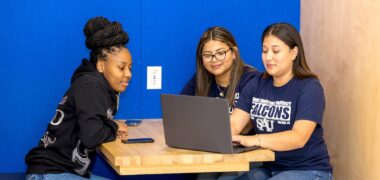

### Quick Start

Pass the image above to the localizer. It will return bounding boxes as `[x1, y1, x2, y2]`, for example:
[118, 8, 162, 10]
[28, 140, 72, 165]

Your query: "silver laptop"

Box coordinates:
[160, 94, 259, 154]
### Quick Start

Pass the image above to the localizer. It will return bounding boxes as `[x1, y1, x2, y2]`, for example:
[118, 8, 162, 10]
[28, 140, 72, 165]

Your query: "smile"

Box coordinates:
[121, 82, 129, 87]
[211, 64, 222, 69]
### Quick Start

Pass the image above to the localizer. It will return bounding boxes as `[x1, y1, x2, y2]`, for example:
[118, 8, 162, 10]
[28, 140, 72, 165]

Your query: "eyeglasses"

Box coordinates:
[201, 48, 232, 63]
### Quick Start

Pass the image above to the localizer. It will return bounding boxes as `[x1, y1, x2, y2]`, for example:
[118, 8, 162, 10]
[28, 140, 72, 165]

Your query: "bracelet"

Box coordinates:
[257, 134, 262, 147]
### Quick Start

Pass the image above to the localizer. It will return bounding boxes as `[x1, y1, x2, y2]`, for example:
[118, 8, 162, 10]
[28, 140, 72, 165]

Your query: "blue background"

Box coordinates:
[0, 0, 299, 178]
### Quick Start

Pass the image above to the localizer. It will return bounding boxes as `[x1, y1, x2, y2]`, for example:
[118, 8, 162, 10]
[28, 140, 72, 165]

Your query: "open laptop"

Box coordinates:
[160, 94, 259, 154]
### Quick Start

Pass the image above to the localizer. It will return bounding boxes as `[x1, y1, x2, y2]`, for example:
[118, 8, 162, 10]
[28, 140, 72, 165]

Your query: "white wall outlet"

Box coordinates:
[147, 66, 162, 89]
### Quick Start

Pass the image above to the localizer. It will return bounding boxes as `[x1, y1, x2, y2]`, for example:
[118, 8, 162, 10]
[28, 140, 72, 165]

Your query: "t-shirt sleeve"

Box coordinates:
[73, 83, 118, 149]
[180, 74, 196, 95]
[236, 76, 260, 113]
[295, 80, 325, 124]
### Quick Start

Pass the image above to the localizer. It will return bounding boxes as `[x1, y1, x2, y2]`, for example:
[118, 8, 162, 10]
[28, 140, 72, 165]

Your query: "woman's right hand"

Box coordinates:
[232, 135, 261, 147]
[113, 120, 129, 141]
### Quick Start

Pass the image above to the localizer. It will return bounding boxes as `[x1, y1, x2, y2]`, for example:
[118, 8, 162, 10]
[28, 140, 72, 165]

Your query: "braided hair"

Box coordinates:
[83, 16, 129, 64]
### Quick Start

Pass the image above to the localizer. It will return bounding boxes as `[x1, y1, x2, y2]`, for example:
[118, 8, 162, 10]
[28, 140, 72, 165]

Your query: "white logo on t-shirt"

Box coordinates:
[250, 97, 291, 132]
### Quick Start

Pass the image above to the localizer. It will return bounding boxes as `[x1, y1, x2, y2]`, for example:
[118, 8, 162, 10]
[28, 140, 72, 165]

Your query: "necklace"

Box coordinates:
[216, 84, 225, 97]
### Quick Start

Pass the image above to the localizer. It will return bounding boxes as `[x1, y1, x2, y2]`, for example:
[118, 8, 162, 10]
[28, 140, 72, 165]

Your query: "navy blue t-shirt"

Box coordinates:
[181, 66, 260, 112]
[236, 75, 332, 172]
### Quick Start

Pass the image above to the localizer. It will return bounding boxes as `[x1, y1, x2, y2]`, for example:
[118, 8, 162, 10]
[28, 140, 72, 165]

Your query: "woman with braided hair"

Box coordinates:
[25, 16, 131, 179]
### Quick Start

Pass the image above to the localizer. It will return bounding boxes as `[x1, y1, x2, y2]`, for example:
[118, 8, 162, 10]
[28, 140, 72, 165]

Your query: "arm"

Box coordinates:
[231, 76, 260, 135]
[233, 120, 316, 151]
[113, 119, 128, 141]
[74, 84, 119, 149]
[230, 108, 251, 135]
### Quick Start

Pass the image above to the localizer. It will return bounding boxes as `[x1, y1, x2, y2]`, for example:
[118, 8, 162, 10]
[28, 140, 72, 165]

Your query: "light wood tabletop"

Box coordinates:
[99, 119, 274, 175]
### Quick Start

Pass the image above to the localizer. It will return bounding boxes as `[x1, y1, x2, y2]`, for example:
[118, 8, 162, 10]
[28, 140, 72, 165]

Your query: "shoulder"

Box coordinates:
[239, 66, 261, 86]
[292, 78, 324, 101]
[188, 74, 196, 84]
[252, 73, 272, 88]
[294, 77, 323, 91]
[70, 73, 110, 96]
[242, 65, 261, 77]
[180, 74, 196, 95]
[74, 73, 106, 87]
[68, 74, 118, 109]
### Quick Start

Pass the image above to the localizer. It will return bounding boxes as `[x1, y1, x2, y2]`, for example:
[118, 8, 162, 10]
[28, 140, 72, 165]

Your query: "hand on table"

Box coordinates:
[113, 119, 128, 141]
[232, 135, 261, 147]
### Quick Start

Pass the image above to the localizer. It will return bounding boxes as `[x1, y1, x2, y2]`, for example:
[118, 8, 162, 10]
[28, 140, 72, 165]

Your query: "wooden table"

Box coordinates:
[99, 119, 274, 175]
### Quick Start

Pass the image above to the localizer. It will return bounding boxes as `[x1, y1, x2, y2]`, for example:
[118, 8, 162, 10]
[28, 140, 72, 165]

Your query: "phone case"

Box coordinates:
[125, 119, 142, 126]
[122, 138, 154, 144]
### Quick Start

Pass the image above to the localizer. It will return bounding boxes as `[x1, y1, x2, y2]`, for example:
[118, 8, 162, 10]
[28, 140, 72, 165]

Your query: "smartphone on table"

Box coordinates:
[122, 138, 154, 144]
[125, 119, 142, 126]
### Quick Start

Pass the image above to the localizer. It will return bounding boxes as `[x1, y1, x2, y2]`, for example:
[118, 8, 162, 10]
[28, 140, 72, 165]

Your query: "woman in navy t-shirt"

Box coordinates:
[231, 23, 333, 180]
[181, 26, 260, 180]
[181, 26, 260, 113]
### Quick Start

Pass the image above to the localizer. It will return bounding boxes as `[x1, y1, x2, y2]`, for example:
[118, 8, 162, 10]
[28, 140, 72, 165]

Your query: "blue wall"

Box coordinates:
[0, 0, 299, 177]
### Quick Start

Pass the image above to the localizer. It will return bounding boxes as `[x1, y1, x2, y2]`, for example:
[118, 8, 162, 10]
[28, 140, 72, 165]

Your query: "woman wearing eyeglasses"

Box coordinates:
[181, 26, 260, 113]
[181, 26, 261, 180]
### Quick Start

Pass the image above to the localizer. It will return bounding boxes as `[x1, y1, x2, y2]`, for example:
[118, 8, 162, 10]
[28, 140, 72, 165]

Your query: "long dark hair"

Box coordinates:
[262, 23, 318, 79]
[83, 16, 129, 64]
[195, 26, 245, 106]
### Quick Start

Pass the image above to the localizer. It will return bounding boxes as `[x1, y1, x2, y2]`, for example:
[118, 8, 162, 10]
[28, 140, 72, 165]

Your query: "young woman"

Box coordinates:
[231, 23, 333, 180]
[25, 16, 131, 179]
[181, 26, 260, 113]
[181, 26, 260, 180]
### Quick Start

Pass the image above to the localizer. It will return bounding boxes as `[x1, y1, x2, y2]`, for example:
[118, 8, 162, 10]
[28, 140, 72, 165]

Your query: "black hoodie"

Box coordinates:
[25, 59, 119, 178]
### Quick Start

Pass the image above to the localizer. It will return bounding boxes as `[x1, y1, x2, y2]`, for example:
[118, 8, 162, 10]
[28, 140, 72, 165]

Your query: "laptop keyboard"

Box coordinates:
[233, 144, 260, 153]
